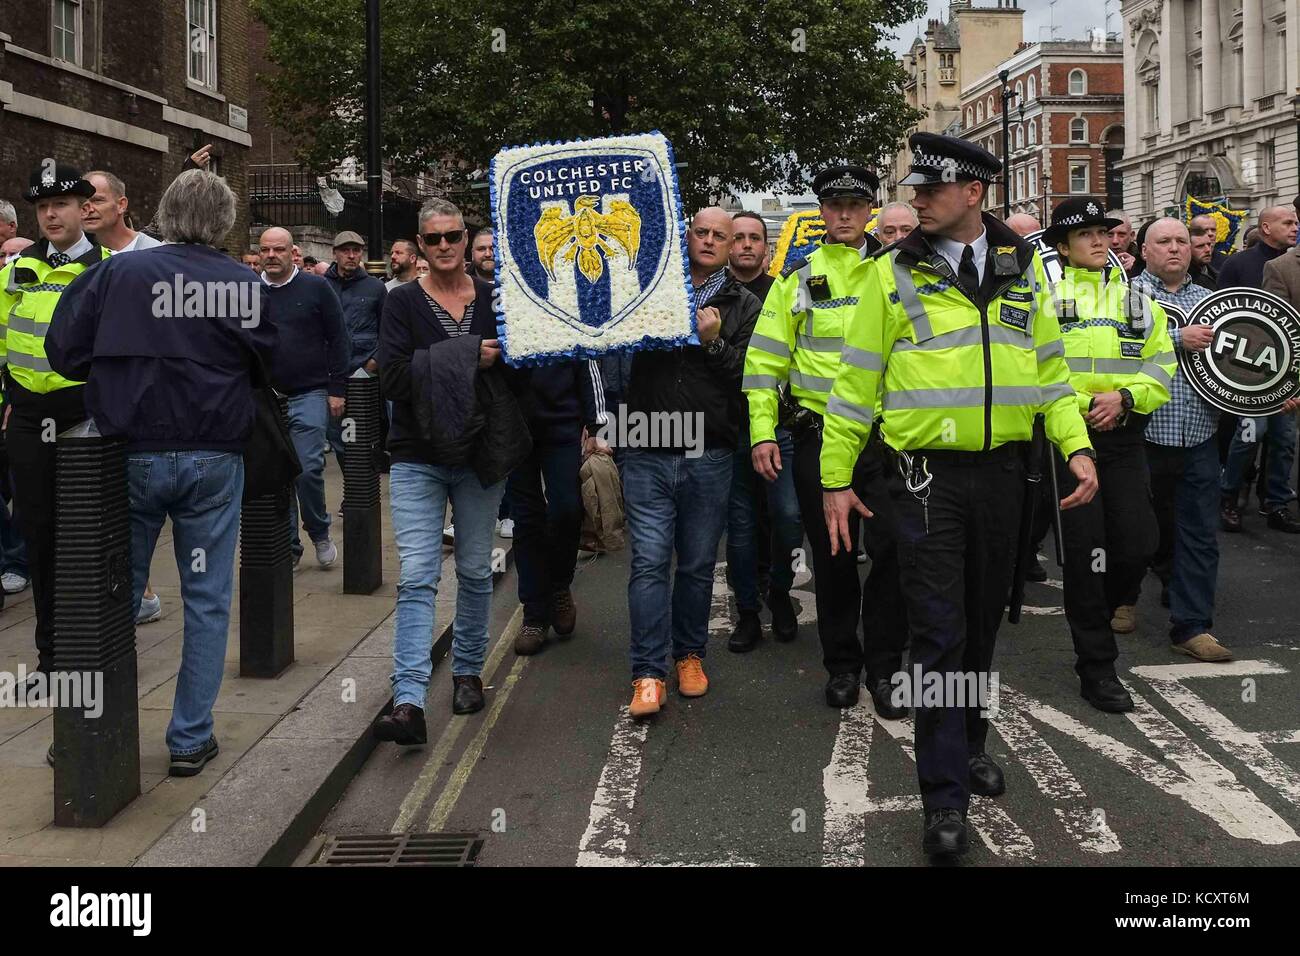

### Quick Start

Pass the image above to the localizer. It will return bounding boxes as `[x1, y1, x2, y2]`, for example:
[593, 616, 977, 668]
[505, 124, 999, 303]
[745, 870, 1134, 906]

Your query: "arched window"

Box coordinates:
[1070, 117, 1087, 143]
[1015, 125, 1024, 150]
[988, 94, 996, 116]
[1015, 81, 1024, 104]
[1027, 74, 1037, 101]
[977, 102, 984, 122]
[967, 108, 974, 127]
[1027, 120, 1037, 146]
[1069, 69, 1087, 95]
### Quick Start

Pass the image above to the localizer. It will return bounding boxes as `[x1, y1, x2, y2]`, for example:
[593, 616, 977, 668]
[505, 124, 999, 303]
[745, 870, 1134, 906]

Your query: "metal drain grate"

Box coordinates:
[315, 832, 483, 867]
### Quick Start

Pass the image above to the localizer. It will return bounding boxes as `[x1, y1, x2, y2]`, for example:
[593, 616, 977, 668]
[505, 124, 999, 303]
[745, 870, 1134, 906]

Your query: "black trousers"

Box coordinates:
[890, 446, 1022, 814]
[5, 383, 87, 672]
[506, 437, 583, 624]
[791, 425, 907, 681]
[1055, 428, 1157, 681]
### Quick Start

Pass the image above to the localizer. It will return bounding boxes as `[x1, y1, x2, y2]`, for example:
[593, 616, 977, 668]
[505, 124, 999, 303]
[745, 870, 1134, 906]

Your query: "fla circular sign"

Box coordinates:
[1175, 288, 1300, 416]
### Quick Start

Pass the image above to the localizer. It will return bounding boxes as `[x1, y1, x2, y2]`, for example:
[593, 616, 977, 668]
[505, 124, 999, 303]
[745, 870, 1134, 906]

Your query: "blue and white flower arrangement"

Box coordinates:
[489, 131, 694, 367]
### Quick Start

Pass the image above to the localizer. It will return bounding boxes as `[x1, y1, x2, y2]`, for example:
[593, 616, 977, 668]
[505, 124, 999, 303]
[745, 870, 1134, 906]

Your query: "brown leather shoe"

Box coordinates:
[1110, 605, 1137, 634]
[1172, 633, 1233, 663]
[514, 621, 547, 655]
[552, 589, 577, 636]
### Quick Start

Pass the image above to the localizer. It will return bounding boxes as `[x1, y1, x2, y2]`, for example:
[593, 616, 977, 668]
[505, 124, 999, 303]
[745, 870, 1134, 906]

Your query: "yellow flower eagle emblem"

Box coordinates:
[533, 196, 642, 284]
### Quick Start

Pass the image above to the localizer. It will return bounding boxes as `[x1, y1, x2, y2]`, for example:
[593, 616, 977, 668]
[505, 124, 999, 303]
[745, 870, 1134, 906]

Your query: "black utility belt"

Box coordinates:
[890, 442, 1025, 467]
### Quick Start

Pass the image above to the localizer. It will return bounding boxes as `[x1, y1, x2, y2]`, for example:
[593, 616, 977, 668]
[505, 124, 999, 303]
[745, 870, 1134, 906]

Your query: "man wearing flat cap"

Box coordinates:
[820, 132, 1098, 858]
[0, 163, 108, 689]
[743, 164, 908, 716]
[323, 230, 386, 477]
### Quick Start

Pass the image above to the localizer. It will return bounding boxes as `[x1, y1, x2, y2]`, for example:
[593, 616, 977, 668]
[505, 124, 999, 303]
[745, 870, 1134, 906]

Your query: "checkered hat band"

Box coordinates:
[911, 150, 996, 180]
[1057, 213, 1087, 228]
[26, 180, 86, 197]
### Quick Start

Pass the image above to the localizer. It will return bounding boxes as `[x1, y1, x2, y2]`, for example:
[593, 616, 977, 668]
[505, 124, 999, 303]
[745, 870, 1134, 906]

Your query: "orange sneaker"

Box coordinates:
[629, 678, 666, 718]
[675, 653, 709, 697]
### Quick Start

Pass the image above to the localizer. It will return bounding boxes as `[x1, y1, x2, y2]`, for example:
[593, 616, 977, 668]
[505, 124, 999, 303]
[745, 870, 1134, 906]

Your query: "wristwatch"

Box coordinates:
[705, 337, 725, 355]
[1118, 387, 1134, 411]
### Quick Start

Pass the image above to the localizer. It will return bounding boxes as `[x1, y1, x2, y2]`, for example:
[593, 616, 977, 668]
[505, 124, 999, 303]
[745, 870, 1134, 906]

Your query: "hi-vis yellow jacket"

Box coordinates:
[0, 242, 107, 395]
[821, 221, 1091, 489]
[1052, 265, 1175, 416]
[742, 236, 882, 445]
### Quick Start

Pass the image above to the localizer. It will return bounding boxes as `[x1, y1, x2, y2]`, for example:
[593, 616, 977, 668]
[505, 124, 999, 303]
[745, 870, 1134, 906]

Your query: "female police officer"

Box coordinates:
[1044, 198, 1175, 714]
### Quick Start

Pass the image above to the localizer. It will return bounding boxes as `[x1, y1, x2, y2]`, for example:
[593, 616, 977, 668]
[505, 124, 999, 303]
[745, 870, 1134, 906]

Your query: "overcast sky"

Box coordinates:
[887, 0, 1117, 53]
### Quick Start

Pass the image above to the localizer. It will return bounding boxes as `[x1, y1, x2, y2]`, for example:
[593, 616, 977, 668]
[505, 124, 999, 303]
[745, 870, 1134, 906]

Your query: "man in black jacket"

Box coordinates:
[323, 230, 386, 474]
[48, 170, 276, 777]
[623, 207, 761, 719]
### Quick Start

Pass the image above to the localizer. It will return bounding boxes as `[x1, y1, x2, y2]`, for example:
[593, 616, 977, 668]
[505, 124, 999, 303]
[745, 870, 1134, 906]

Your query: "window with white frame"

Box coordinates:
[1015, 125, 1023, 150]
[977, 102, 984, 122]
[1015, 81, 1023, 104]
[1027, 120, 1037, 146]
[1029, 163, 1038, 199]
[188, 0, 218, 89]
[967, 108, 974, 127]
[52, 0, 82, 65]
[1070, 117, 1087, 143]
[988, 94, 995, 116]
[1016, 168, 1026, 201]
[1027, 74, 1036, 101]
[1069, 161, 1089, 194]
[1069, 69, 1087, 95]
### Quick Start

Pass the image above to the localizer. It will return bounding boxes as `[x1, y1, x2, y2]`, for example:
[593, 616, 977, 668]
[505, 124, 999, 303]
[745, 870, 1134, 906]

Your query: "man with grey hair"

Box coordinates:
[1107, 208, 1137, 274]
[0, 200, 17, 244]
[48, 169, 277, 775]
[83, 170, 163, 255]
[874, 202, 918, 244]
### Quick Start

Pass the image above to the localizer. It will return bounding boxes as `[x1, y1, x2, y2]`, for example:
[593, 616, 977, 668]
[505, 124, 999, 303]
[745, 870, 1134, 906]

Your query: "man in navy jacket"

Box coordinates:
[47, 169, 276, 777]
[323, 231, 387, 474]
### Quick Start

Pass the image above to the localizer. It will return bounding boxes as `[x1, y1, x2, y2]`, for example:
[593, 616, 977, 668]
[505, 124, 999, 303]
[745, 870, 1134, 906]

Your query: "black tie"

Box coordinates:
[958, 245, 979, 296]
[49, 251, 72, 267]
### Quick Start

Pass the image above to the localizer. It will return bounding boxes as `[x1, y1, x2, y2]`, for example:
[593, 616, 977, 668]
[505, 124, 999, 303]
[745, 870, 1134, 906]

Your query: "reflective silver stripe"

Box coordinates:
[990, 385, 1046, 406]
[883, 386, 984, 409]
[7, 352, 52, 372]
[1066, 356, 1092, 371]
[5, 314, 46, 337]
[1150, 350, 1175, 365]
[1093, 357, 1143, 374]
[892, 324, 1031, 353]
[826, 393, 875, 425]
[891, 257, 934, 341]
[748, 332, 791, 359]
[790, 369, 836, 392]
[742, 374, 784, 390]
[842, 346, 883, 372]
[796, 333, 842, 352]
[1140, 362, 1173, 388]
[1041, 381, 1075, 402]
[1036, 340, 1065, 362]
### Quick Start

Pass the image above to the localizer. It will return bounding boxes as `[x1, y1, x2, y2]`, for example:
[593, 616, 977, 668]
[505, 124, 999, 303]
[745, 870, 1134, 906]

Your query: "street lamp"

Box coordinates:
[999, 69, 1020, 218]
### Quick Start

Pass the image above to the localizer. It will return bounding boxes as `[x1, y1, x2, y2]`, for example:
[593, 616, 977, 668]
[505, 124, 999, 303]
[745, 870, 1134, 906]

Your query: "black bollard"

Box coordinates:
[239, 394, 295, 677]
[53, 429, 140, 827]
[342, 370, 383, 594]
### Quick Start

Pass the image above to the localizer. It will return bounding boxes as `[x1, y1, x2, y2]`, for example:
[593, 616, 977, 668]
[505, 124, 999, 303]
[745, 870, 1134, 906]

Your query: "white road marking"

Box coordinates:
[577, 709, 648, 866]
[1132, 660, 1300, 809]
[1129, 660, 1289, 681]
[1004, 684, 1298, 844]
[991, 707, 1122, 853]
[822, 696, 875, 867]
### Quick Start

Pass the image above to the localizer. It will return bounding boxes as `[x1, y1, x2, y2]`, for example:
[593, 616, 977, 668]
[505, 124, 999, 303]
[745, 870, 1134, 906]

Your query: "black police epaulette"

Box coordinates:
[869, 240, 901, 260]
[780, 256, 813, 279]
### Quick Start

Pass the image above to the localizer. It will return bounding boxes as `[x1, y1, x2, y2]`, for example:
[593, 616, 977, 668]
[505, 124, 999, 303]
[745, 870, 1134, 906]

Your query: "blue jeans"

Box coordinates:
[624, 448, 734, 680]
[727, 426, 802, 611]
[1221, 412, 1296, 511]
[128, 451, 244, 755]
[1150, 438, 1221, 642]
[389, 461, 505, 707]
[286, 389, 332, 557]
[0, 489, 28, 578]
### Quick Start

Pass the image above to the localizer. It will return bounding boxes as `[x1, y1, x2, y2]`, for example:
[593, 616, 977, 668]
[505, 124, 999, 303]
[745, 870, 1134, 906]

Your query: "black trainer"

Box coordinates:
[922, 808, 969, 857]
[374, 702, 427, 745]
[452, 675, 485, 715]
[1267, 508, 1300, 534]
[767, 588, 798, 642]
[169, 735, 219, 777]
[728, 609, 761, 653]
[968, 752, 1005, 797]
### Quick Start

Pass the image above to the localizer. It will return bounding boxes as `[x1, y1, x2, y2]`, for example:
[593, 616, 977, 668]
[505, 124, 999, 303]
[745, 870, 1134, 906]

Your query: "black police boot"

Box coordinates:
[728, 610, 762, 653]
[922, 808, 969, 858]
[969, 753, 1006, 797]
[824, 672, 860, 708]
[867, 675, 906, 719]
[452, 676, 485, 715]
[374, 702, 428, 745]
[1081, 675, 1134, 713]
[1267, 508, 1300, 534]
[767, 588, 798, 642]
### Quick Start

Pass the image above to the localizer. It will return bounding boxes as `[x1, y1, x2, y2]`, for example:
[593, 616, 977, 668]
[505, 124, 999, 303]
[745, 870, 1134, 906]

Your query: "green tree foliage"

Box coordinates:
[252, 0, 924, 208]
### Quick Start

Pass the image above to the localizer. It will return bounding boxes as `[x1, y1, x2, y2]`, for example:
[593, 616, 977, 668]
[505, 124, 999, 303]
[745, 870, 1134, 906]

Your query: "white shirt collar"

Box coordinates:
[261, 265, 299, 288]
[931, 228, 989, 285]
[47, 233, 93, 263]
